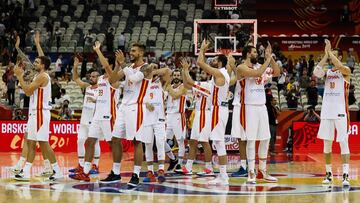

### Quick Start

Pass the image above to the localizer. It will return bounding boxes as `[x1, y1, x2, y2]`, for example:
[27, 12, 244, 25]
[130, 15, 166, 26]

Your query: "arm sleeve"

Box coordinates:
[313, 65, 326, 78]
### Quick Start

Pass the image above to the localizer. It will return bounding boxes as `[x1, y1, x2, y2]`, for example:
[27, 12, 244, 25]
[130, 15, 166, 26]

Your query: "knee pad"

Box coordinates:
[156, 140, 165, 161]
[258, 139, 270, 159]
[214, 140, 227, 156]
[339, 140, 350, 155]
[323, 140, 333, 154]
[177, 139, 186, 157]
[145, 143, 154, 162]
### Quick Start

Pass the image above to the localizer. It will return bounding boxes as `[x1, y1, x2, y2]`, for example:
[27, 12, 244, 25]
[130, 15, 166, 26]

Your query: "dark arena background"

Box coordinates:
[0, 0, 360, 202]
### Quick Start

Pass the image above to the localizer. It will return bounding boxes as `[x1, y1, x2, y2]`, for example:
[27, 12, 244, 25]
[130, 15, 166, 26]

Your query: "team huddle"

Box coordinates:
[7, 34, 351, 187]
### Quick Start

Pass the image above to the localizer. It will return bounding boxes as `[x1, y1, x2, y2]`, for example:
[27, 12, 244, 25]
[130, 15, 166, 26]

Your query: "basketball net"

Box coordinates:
[218, 48, 232, 56]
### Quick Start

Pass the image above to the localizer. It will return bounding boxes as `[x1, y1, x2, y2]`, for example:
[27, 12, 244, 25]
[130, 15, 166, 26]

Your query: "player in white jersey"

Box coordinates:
[313, 39, 351, 186]
[111, 42, 153, 186]
[195, 40, 232, 185]
[70, 42, 120, 182]
[68, 56, 100, 175]
[237, 43, 280, 184]
[142, 65, 172, 183]
[228, 63, 248, 178]
[14, 55, 63, 181]
[164, 69, 188, 172]
[180, 58, 215, 176]
[7, 33, 55, 177]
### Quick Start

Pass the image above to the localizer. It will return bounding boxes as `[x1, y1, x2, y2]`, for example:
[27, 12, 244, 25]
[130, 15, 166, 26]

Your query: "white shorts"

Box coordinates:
[88, 120, 113, 141]
[245, 105, 270, 140]
[210, 106, 229, 141]
[231, 105, 246, 140]
[317, 116, 349, 142]
[166, 113, 186, 140]
[78, 124, 90, 140]
[27, 110, 51, 142]
[190, 110, 211, 142]
[112, 104, 145, 142]
[142, 123, 166, 144]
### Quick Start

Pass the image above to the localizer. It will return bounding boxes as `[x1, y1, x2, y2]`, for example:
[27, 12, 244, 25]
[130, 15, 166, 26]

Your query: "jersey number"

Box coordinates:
[330, 82, 335, 89]
[98, 90, 104, 96]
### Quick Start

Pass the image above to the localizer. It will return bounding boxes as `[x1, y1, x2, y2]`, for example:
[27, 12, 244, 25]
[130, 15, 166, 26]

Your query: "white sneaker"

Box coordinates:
[14, 170, 30, 181]
[247, 171, 256, 184]
[35, 168, 53, 177]
[342, 173, 350, 187]
[7, 165, 21, 175]
[47, 171, 64, 181]
[257, 170, 278, 183]
[208, 174, 229, 185]
[322, 172, 333, 185]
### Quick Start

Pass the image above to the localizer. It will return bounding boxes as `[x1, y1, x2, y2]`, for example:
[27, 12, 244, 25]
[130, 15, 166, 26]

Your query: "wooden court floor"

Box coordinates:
[0, 152, 359, 203]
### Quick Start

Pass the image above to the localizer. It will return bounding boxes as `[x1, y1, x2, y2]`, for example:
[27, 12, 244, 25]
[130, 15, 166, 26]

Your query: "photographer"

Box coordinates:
[13, 109, 26, 120]
[303, 106, 320, 122]
[58, 100, 72, 120]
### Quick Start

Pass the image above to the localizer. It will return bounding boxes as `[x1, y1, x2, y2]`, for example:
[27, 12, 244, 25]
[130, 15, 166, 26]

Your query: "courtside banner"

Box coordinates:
[293, 122, 360, 153]
[0, 120, 133, 152]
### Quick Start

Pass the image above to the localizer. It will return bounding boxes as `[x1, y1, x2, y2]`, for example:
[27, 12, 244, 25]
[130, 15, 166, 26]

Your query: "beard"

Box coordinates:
[250, 57, 258, 64]
[89, 81, 96, 85]
[172, 78, 181, 84]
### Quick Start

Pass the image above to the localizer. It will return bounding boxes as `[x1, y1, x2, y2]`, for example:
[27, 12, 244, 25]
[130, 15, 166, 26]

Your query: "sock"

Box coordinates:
[178, 158, 183, 165]
[16, 156, 26, 168]
[134, 165, 141, 176]
[79, 158, 85, 167]
[23, 162, 32, 176]
[259, 159, 267, 171]
[84, 162, 92, 174]
[159, 164, 165, 171]
[219, 165, 227, 176]
[205, 162, 213, 170]
[343, 164, 349, 174]
[147, 165, 154, 172]
[44, 159, 51, 170]
[51, 162, 61, 174]
[185, 159, 194, 171]
[112, 163, 121, 175]
[326, 164, 332, 173]
[93, 158, 99, 166]
[240, 160, 247, 169]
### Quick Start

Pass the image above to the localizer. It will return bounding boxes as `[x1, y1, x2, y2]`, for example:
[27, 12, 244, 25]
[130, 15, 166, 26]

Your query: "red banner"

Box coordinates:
[0, 120, 133, 153]
[293, 122, 360, 154]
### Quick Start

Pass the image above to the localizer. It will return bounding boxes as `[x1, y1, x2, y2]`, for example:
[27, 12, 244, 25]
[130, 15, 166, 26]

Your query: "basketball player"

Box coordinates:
[13, 55, 63, 181]
[111, 42, 153, 186]
[70, 42, 120, 182]
[228, 60, 248, 177]
[164, 69, 188, 172]
[196, 39, 231, 185]
[180, 58, 215, 176]
[9, 32, 54, 178]
[237, 42, 280, 184]
[313, 39, 351, 186]
[142, 64, 171, 183]
[68, 56, 100, 175]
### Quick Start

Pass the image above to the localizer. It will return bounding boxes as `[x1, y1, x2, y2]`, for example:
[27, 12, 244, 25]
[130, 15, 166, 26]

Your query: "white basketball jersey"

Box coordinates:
[80, 86, 98, 125]
[29, 73, 52, 110]
[321, 69, 349, 119]
[121, 63, 150, 106]
[243, 64, 268, 105]
[192, 81, 212, 111]
[210, 68, 230, 107]
[93, 75, 119, 120]
[166, 84, 186, 114]
[232, 79, 245, 106]
[144, 78, 166, 124]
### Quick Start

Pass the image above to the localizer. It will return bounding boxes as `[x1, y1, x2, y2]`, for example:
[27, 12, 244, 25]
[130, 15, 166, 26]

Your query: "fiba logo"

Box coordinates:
[214, 0, 242, 10]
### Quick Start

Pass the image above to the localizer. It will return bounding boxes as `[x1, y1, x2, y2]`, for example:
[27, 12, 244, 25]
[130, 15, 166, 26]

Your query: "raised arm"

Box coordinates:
[15, 36, 35, 70]
[180, 58, 195, 89]
[93, 41, 113, 76]
[73, 56, 90, 88]
[325, 39, 351, 76]
[34, 31, 45, 57]
[109, 50, 125, 84]
[197, 39, 225, 86]
[227, 55, 237, 86]
[165, 84, 187, 100]
[237, 57, 271, 78]
[14, 63, 48, 96]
